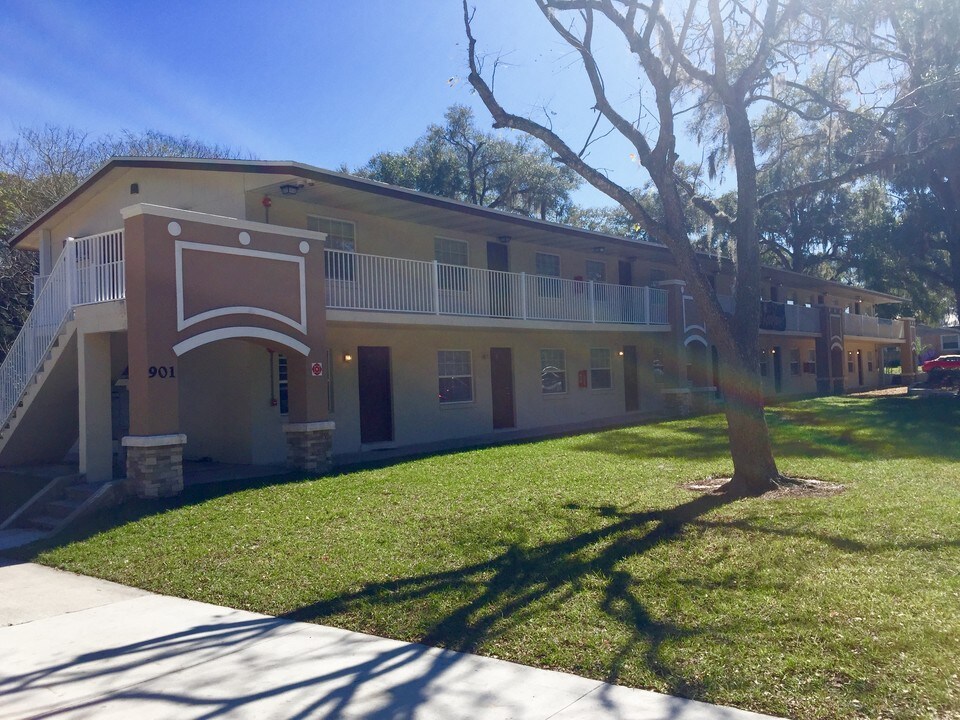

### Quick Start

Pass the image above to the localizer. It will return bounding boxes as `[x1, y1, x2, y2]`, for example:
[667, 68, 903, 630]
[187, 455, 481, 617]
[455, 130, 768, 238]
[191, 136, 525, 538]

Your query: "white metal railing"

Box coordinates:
[0, 230, 125, 431]
[71, 230, 125, 306]
[324, 249, 669, 326]
[843, 313, 905, 340]
[33, 274, 50, 304]
[785, 304, 821, 333]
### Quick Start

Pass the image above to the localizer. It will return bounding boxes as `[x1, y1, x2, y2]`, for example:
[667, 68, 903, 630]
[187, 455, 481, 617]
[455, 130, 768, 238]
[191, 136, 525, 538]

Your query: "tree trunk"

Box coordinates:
[718, 349, 781, 495]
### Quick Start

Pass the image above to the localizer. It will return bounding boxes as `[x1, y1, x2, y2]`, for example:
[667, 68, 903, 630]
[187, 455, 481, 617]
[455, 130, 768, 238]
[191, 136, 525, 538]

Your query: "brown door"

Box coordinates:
[358, 346, 393, 443]
[490, 347, 516, 429]
[623, 345, 640, 412]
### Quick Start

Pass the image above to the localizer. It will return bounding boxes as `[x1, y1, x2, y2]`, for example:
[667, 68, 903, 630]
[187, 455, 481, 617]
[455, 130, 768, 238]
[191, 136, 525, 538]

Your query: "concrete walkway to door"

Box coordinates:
[0, 560, 784, 720]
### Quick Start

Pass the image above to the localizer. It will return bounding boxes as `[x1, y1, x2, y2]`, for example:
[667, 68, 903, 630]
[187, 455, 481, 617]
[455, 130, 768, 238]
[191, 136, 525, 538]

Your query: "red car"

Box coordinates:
[921, 355, 960, 373]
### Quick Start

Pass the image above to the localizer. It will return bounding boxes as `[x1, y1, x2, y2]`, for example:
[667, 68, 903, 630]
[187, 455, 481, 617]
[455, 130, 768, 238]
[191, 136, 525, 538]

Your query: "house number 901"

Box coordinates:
[148, 366, 176, 379]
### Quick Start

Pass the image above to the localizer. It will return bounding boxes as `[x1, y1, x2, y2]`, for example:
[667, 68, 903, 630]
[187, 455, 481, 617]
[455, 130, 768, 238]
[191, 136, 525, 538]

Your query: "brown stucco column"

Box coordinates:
[284, 356, 334, 472]
[901, 317, 917, 385]
[817, 306, 845, 395]
[120, 210, 185, 496]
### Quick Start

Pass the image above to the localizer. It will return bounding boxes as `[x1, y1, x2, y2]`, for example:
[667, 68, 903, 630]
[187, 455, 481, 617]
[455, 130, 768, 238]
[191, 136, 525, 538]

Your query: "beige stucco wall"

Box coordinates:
[841, 340, 886, 391]
[39, 168, 274, 261]
[324, 323, 666, 457]
[758, 337, 820, 397]
[178, 339, 286, 465]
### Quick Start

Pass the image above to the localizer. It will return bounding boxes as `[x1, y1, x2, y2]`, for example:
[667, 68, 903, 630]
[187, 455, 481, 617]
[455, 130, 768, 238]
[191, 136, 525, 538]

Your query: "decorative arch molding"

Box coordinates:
[684, 335, 708, 347]
[172, 327, 311, 357]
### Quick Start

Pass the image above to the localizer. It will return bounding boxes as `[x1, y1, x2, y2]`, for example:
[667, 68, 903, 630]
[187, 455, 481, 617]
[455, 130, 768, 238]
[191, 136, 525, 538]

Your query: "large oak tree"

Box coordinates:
[462, 0, 951, 494]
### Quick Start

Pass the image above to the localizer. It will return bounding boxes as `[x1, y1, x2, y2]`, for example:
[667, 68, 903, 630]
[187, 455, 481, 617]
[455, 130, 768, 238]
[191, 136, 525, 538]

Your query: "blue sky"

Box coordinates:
[0, 1, 691, 208]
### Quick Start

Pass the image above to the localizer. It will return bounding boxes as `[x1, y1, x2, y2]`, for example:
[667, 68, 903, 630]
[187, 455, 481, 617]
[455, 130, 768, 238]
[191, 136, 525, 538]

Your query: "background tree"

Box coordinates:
[355, 105, 580, 221]
[463, 0, 951, 494]
[0, 126, 250, 358]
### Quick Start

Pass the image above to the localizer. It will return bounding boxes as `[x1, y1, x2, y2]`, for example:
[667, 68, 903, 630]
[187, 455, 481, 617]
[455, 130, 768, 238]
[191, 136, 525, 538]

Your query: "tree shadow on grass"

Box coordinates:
[4, 492, 746, 718]
[282, 492, 735, 697]
[574, 396, 960, 464]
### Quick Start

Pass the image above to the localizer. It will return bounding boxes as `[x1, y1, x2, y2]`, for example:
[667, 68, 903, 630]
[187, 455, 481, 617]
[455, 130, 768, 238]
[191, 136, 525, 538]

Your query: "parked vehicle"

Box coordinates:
[920, 355, 960, 373]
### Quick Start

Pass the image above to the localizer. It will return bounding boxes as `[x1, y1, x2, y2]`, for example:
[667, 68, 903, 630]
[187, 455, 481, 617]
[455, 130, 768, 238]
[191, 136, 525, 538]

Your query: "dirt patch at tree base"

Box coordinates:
[682, 476, 845, 499]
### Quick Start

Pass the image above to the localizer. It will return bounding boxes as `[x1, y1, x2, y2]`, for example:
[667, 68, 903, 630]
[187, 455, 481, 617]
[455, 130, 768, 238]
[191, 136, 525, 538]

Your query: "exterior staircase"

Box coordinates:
[0, 230, 124, 465]
[0, 473, 118, 541]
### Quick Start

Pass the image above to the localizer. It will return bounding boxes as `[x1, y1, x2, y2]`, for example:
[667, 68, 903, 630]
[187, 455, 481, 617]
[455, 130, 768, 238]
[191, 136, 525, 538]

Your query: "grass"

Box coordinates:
[20, 395, 960, 720]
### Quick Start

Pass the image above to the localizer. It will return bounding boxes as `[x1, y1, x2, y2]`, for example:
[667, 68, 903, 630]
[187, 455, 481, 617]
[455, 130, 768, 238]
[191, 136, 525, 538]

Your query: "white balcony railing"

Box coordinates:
[843, 313, 905, 340]
[324, 249, 669, 326]
[1, 230, 125, 431]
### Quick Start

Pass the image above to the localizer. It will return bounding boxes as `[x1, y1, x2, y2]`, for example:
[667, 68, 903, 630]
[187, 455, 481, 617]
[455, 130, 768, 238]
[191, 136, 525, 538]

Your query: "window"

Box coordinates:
[942, 334, 960, 351]
[790, 348, 801, 375]
[867, 351, 874, 372]
[847, 352, 854, 374]
[309, 215, 356, 280]
[540, 349, 566, 394]
[435, 237, 469, 291]
[585, 260, 606, 283]
[803, 349, 817, 374]
[759, 350, 769, 377]
[438, 350, 473, 404]
[278, 354, 289, 415]
[590, 348, 612, 389]
[536, 252, 562, 297]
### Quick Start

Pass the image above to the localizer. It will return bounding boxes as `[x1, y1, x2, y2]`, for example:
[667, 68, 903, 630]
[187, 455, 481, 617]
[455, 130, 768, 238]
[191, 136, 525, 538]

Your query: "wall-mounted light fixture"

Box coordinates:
[497, 235, 511, 244]
[343, 352, 353, 363]
[593, 246, 606, 254]
[280, 184, 301, 196]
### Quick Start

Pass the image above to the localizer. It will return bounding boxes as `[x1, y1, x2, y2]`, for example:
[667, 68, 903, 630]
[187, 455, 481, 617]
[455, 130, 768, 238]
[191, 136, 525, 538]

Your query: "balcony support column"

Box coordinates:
[78, 330, 113, 482]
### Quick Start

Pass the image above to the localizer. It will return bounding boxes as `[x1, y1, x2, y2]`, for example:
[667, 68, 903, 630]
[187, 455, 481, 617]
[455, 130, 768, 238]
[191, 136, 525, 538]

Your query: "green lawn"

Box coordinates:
[22, 395, 960, 720]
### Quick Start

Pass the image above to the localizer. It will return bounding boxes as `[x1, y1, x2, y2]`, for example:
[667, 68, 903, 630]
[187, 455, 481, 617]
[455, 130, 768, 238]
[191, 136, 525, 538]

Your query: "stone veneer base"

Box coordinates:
[122, 434, 187, 499]
[283, 422, 335, 474]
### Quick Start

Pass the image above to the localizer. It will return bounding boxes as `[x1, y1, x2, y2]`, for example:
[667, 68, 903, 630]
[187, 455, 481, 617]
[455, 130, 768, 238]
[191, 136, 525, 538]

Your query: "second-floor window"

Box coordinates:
[435, 237, 469, 291]
[309, 215, 356, 280]
[536, 252, 561, 297]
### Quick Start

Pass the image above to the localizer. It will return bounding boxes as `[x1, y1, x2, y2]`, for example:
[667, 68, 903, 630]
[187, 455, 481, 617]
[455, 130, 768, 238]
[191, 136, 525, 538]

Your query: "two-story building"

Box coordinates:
[1, 158, 913, 499]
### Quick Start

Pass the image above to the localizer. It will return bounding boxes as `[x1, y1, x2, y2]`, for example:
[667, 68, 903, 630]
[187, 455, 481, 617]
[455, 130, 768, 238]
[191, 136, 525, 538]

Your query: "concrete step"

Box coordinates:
[63, 483, 103, 503]
[44, 499, 82, 519]
[25, 515, 61, 532]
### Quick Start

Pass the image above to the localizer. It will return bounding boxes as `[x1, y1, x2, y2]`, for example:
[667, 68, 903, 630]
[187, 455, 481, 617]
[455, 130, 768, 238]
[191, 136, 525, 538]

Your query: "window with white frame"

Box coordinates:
[942, 334, 960, 351]
[867, 350, 874, 372]
[790, 348, 801, 375]
[585, 260, 606, 283]
[590, 348, 612, 389]
[535, 252, 562, 297]
[540, 349, 566, 394]
[759, 350, 769, 377]
[309, 215, 356, 280]
[435, 237, 469, 291]
[804, 349, 817, 374]
[278, 354, 289, 415]
[438, 350, 473, 404]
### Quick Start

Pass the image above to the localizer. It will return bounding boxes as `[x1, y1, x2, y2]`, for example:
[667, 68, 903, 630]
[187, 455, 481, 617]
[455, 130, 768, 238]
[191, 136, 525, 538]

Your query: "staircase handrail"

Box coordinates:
[0, 240, 78, 428]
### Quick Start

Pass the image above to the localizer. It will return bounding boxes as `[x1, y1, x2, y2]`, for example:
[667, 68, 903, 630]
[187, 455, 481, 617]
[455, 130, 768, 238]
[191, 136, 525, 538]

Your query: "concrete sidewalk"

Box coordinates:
[0, 561, 783, 720]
